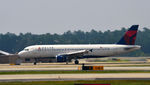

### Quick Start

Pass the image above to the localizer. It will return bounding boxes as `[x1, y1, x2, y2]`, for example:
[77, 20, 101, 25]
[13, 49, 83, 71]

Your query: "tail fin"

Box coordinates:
[117, 25, 139, 45]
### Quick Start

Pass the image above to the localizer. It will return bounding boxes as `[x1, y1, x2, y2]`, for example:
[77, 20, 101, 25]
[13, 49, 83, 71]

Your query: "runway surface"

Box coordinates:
[0, 73, 150, 82]
[0, 62, 149, 81]
[0, 62, 150, 71]
[0, 67, 150, 71]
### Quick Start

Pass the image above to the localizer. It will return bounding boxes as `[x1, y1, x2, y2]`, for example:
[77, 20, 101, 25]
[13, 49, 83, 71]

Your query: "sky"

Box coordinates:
[0, 0, 150, 34]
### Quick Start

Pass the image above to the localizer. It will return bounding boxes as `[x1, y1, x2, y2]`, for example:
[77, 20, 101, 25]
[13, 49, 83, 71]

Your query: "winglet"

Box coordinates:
[117, 25, 139, 45]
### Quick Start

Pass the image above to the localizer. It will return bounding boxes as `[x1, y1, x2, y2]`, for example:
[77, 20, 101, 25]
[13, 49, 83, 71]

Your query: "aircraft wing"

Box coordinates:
[0, 50, 10, 55]
[57, 49, 92, 57]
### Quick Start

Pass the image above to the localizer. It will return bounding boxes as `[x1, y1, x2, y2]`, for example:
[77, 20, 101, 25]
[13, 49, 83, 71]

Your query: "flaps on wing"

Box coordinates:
[57, 49, 92, 56]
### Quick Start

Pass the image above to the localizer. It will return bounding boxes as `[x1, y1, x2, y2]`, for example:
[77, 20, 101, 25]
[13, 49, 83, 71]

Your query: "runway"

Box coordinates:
[0, 67, 150, 71]
[0, 62, 149, 81]
[0, 73, 150, 82]
[0, 62, 150, 71]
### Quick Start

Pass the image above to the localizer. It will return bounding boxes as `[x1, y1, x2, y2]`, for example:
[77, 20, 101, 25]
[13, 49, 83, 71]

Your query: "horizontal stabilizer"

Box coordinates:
[0, 50, 10, 55]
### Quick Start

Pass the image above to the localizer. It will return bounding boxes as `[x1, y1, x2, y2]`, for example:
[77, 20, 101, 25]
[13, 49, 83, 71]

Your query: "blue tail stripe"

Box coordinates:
[128, 25, 138, 31]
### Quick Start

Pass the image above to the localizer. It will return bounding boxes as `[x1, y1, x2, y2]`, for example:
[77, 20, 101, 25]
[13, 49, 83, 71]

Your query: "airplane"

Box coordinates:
[18, 25, 141, 64]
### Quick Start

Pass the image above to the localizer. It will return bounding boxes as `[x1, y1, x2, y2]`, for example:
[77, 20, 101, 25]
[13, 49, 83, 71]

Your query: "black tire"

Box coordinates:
[66, 62, 68, 64]
[75, 60, 79, 64]
[34, 62, 37, 65]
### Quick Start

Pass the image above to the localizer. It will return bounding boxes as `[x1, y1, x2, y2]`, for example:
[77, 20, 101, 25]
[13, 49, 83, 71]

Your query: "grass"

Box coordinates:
[0, 80, 150, 85]
[0, 70, 150, 75]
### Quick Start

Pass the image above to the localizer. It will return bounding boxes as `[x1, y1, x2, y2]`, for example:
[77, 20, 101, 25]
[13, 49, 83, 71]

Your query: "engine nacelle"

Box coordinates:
[56, 55, 67, 62]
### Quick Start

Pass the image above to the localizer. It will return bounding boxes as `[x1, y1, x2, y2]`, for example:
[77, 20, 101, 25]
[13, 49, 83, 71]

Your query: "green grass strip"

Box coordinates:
[0, 80, 150, 85]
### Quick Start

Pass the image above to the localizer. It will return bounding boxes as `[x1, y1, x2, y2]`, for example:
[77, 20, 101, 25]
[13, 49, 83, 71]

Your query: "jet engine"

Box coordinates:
[56, 55, 67, 62]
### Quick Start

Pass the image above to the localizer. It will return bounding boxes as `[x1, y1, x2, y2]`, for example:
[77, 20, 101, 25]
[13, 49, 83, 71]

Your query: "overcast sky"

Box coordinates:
[0, 0, 150, 34]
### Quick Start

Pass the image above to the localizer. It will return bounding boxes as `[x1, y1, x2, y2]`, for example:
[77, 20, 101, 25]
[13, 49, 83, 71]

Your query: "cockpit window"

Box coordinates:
[24, 49, 29, 51]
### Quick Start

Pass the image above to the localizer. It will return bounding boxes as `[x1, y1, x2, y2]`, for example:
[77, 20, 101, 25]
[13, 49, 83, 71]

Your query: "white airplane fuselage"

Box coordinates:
[18, 44, 141, 58]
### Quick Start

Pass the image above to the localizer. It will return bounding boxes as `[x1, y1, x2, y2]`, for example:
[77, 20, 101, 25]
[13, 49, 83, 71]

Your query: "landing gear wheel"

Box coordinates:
[66, 61, 68, 64]
[34, 62, 37, 65]
[34, 58, 37, 65]
[66, 57, 69, 64]
[75, 60, 79, 64]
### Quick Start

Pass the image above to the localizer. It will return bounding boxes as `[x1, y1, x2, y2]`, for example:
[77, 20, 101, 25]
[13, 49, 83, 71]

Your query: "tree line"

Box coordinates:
[0, 27, 149, 56]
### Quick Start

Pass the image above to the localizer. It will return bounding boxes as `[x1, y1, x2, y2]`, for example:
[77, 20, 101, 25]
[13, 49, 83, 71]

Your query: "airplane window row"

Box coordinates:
[37, 47, 110, 51]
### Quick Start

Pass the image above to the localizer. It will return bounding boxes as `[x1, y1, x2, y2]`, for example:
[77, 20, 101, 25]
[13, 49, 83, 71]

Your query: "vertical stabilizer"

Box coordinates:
[117, 25, 139, 45]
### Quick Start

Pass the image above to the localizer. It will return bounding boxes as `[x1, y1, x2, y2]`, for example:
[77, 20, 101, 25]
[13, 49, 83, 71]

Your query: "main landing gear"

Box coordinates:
[75, 60, 79, 64]
[34, 61, 37, 65]
[34, 58, 37, 65]
[66, 59, 79, 64]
